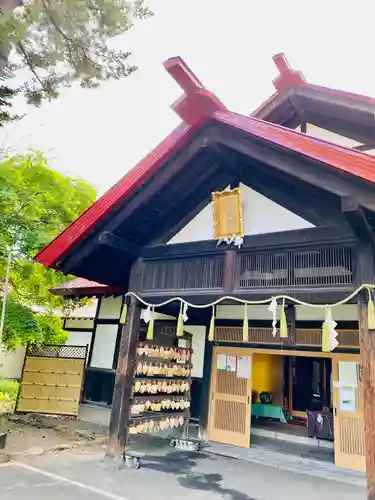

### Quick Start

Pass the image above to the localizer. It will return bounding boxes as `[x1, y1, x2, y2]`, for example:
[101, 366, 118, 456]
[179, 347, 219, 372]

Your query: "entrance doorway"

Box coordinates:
[207, 346, 363, 472]
[285, 356, 332, 418]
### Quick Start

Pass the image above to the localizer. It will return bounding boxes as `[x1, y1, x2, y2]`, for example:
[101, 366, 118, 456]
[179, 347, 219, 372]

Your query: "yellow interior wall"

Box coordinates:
[252, 353, 284, 405]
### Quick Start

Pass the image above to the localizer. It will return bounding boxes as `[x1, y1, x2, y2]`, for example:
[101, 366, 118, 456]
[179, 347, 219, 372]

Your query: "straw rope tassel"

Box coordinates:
[177, 303, 184, 337]
[146, 307, 155, 340]
[322, 308, 331, 352]
[368, 288, 375, 330]
[279, 300, 288, 338]
[242, 304, 249, 342]
[119, 302, 128, 325]
[208, 306, 215, 341]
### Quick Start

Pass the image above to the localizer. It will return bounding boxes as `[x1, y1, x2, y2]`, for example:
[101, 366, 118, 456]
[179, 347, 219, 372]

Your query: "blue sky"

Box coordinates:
[1, 0, 374, 195]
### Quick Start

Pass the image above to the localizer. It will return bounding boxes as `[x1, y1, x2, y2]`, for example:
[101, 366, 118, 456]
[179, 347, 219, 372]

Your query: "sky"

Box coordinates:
[1, 0, 375, 196]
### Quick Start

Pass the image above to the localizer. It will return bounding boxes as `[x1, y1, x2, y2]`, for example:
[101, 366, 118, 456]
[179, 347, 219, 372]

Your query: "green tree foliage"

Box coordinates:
[0, 0, 152, 116]
[0, 150, 95, 349]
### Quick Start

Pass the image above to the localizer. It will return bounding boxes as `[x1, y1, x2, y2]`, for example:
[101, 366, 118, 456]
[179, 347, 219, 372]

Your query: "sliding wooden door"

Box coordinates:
[332, 355, 365, 472]
[208, 346, 252, 448]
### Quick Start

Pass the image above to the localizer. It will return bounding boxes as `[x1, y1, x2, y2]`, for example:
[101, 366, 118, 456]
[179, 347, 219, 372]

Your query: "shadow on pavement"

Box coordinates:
[142, 450, 257, 500]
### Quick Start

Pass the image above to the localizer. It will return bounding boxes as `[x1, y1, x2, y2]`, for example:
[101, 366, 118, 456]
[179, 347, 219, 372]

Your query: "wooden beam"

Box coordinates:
[213, 124, 375, 212]
[304, 110, 375, 145]
[223, 250, 236, 294]
[142, 225, 355, 260]
[149, 169, 232, 244]
[353, 142, 375, 152]
[341, 197, 375, 250]
[60, 128, 214, 274]
[98, 231, 140, 257]
[211, 145, 344, 227]
[154, 195, 211, 245]
[239, 160, 345, 227]
[105, 295, 141, 459]
[105, 129, 214, 235]
[285, 304, 296, 345]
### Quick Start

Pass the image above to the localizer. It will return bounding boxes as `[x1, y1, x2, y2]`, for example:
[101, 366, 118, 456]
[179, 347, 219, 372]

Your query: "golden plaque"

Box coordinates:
[212, 187, 244, 240]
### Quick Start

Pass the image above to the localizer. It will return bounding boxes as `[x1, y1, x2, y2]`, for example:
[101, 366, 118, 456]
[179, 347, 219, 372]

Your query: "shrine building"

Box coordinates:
[35, 54, 375, 477]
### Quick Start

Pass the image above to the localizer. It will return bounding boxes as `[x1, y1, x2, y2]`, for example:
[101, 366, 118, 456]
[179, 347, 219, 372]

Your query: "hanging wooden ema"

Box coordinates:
[212, 187, 244, 248]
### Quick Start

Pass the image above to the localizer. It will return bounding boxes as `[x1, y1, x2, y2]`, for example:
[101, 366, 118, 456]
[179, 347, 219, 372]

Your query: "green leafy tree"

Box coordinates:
[0, 0, 152, 117]
[0, 150, 96, 349]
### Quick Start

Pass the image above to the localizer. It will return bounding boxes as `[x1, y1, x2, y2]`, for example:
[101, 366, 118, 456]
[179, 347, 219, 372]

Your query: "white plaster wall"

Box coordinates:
[64, 318, 94, 329]
[169, 184, 313, 244]
[66, 330, 92, 348]
[182, 325, 206, 378]
[98, 296, 123, 320]
[305, 124, 361, 148]
[217, 304, 357, 322]
[0, 346, 26, 379]
[90, 324, 118, 369]
[141, 310, 175, 321]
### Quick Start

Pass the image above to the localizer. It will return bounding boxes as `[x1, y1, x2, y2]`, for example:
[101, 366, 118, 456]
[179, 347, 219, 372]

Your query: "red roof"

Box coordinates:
[36, 57, 375, 269]
[50, 277, 121, 296]
[252, 53, 375, 117]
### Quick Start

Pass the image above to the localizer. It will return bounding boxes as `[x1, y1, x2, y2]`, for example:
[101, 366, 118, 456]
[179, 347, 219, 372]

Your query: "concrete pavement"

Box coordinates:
[0, 447, 366, 500]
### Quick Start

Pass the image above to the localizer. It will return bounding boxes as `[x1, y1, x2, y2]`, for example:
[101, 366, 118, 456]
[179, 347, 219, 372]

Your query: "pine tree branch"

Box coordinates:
[17, 42, 49, 95]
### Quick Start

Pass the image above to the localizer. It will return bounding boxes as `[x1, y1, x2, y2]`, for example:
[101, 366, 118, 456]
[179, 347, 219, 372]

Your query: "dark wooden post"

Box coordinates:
[359, 292, 375, 500]
[355, 242, 375, 499]
[285, 304, 296, 346]
[223, 249, 237, 294]
[199, 332, 213, 441]
[106, 296, 141, 459]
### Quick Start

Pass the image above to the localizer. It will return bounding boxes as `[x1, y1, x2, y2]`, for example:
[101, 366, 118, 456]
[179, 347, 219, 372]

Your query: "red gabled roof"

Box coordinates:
[50, 277, 121, 296]
[252, 53, 375, 117]
[36, 57, 375, 270]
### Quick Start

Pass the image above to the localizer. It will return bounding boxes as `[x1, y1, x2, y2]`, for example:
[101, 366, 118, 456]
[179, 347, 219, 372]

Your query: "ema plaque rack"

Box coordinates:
[123, 342, 200, 469]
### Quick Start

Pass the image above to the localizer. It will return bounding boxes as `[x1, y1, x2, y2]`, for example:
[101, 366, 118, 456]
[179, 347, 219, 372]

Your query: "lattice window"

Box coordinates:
[142, 256, 224, 291]
[26, 344, 87, 359]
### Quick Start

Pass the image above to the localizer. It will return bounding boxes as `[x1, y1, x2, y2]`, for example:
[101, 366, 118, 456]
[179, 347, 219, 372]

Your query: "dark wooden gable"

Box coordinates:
[56, 120, 375, 287]
[253, 54, 375, 145]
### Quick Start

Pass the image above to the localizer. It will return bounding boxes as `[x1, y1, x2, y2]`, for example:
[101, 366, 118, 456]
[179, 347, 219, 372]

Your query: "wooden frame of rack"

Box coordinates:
[123, 337, 195, 468]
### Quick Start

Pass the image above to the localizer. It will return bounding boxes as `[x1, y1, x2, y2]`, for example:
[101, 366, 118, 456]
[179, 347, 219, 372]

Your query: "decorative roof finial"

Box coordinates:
[272, 53, 306, 92]
[163, 57, 226, 126]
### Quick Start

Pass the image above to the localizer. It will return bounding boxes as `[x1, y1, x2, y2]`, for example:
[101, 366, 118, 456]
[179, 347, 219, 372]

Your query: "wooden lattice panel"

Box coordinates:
[333, 357, 365, 472]
[216, 370, 247, 396]
[17, 345, 87, 417]
[215, 326, 280, 344]
[215, 326, 359, 349]
[209, 347, 252, 448]
[339, 415, 364, 457]
[213, 400, 247, 434]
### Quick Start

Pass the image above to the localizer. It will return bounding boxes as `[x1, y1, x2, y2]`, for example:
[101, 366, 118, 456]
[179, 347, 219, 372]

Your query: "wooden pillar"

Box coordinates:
[223, 249, 237, 294]
[106, 296, 141, 459]
[355, 242, 375, 499]
[199, 327, 213, 440]
[359, 292, 375, 500]
[285, 304, 296, 345]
